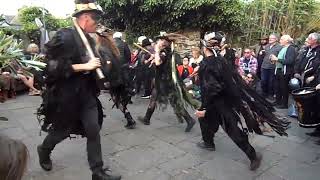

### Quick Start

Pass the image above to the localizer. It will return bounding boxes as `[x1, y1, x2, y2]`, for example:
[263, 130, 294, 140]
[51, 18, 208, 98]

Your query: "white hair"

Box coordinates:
[281, 34, 293, 43]
[308, 33, 320, 44]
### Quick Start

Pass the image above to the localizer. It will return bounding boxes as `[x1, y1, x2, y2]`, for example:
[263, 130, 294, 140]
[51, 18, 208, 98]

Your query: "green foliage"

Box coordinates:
[0, 31, 24, 68]
[18, 6, 72, 43]
[241, 0, 319, 46]
[98, 0, 245, 38]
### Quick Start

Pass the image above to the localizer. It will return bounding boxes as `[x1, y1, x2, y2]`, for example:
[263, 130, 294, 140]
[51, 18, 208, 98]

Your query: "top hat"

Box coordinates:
[73, 0, 103, 17]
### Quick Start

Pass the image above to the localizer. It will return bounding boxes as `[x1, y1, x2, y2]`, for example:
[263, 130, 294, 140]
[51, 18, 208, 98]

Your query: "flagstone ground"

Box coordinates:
[0, 93, 319, 180]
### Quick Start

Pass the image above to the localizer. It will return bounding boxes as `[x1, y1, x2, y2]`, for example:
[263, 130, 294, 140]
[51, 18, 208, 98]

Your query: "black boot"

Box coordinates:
[250, 152, 262, 171]
[137, 108, 153, 125]
[92, 169, 121, 180]
[196, 141, 215, 151]
[37, 145, 52, 171]
[124, 112, 136, 129]
[184, 116, 196, 132]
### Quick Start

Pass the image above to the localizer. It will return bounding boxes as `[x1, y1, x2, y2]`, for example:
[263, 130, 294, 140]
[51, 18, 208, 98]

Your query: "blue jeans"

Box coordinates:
[261, 68, 275, 97]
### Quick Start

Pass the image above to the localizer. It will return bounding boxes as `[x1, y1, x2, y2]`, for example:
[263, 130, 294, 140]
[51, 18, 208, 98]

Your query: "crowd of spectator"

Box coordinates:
[236, 32, 320, 110]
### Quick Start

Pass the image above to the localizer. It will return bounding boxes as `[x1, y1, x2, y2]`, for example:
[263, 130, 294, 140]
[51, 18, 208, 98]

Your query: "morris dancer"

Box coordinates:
[37, 1, 121, 179]
[195, 32, 290, 170]
[138, 32, 199, 132]
[94, 28, 136, 129]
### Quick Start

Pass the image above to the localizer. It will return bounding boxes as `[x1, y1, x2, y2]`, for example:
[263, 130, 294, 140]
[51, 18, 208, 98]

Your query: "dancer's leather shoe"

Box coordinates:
[250, 152, 262, 171]
[37, 145, 52, 171]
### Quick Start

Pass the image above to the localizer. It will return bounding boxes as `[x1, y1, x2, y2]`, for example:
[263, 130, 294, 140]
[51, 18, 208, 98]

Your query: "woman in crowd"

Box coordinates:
[189, 47, 203, 68]
[177, 55, 194, 80]
[270, 35, 296, 109]
[14, 64, 41, 96]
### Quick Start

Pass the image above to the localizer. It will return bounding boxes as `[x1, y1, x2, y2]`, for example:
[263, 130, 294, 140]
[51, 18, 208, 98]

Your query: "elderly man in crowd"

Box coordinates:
[260, 34, 282, 100]
[294, 33, 320, 87]
[294, 32, 320, 138]
[270, 35, 296, 109]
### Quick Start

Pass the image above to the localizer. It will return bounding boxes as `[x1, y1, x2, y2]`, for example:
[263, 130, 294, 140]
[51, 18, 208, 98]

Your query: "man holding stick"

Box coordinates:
[37, 0, 121, 179]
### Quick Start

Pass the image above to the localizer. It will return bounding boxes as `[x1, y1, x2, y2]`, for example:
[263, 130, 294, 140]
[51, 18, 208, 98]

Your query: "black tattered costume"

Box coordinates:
[139, 39, 200, 132]
[197, 32, 289, 170]
[94, 33, 136, 129]
[38, 28, 105, 172]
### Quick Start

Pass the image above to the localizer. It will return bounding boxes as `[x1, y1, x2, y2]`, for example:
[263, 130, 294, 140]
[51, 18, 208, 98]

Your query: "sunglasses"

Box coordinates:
[244, 52, 251, 54]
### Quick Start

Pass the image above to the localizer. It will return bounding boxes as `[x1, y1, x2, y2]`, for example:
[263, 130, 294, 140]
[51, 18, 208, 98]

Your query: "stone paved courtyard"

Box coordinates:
[0, 93, 320, 180]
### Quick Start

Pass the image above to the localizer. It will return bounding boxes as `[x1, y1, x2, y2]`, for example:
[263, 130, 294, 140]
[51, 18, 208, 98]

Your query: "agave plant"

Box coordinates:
[0, 31, 24, 68]
[21, 53, 46, 71]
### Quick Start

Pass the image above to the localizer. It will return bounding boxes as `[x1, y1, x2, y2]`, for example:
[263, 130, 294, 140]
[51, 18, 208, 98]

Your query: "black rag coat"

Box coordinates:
[40, 28, 103, 136]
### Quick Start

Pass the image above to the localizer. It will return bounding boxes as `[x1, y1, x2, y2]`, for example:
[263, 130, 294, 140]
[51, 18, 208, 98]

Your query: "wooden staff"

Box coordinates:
[133, 43, 155, 68]
[133, 43, 152, 55]
[72, 17, 105, 79]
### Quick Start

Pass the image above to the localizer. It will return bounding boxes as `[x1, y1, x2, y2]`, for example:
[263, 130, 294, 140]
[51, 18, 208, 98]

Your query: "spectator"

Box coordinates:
[270, 35, 296, 109]
[260, 34, 282, 100]
[251, 36, 268, 79]
[24, 43, 40, 60]
[0, 135, 28, 180]
[8, 60, 41, 96]
[177, 56, 193, 80]
[130, 49, 139, 66]
[244, 73, 258, 89]
[238, 48, 258, 77]
[296, 38, 309, 65]
[189, 47, 203, 68]
[0, 70, 16, 102]
[294, 33, 320, 87]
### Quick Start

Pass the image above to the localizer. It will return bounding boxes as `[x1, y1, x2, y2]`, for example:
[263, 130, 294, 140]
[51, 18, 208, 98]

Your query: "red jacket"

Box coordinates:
[177, 65, 193, 77]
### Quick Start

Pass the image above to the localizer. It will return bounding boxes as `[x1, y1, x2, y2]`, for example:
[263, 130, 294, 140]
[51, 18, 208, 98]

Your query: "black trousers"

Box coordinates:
[41, 95, 103, 173]
[274, 70, 291, 106]
[199, 107, 257, 161]
[143, 68, 154, 96]
[134, 66, 144, 94]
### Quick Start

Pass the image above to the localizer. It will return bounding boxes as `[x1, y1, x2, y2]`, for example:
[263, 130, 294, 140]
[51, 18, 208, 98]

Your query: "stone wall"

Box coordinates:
[173, 30, 201, 57]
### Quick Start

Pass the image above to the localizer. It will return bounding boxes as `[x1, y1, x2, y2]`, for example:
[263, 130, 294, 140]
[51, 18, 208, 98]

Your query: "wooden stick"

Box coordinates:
[133, 43, 152, 55]
[72, 17, 105, 79]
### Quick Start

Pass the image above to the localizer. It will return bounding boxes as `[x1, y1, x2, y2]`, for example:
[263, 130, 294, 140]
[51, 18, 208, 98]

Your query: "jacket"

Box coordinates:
[40, 28, 103, 135]
[238, 56, 258, 76]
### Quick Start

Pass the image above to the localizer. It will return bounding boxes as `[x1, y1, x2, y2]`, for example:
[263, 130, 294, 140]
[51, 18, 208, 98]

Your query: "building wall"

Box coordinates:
[174, 30, 201, 57]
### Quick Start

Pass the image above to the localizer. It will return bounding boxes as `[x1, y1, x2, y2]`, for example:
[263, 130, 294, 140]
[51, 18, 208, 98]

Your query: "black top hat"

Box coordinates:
[73, 0, 103, 17]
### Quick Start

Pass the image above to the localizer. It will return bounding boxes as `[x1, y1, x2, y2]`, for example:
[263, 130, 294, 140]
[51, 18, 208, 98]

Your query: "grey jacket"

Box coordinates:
[261, 43, 282, 69]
